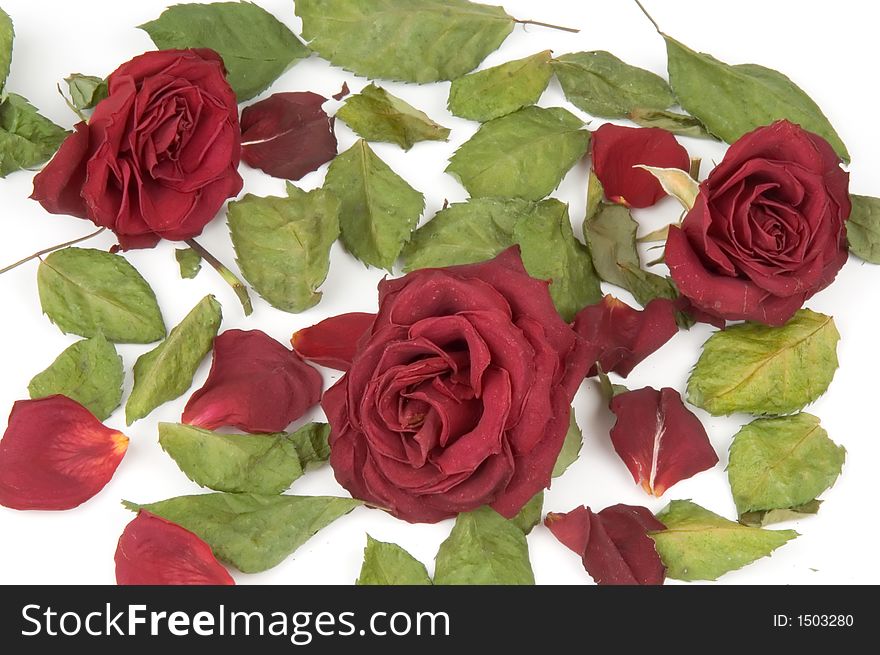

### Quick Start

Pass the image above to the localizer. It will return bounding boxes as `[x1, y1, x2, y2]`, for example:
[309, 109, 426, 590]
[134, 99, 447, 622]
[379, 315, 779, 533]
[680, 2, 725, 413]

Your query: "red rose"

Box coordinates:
[665, 120, 850, 325]
[322, 248, 592, 523]
[31, 49, 242, 249]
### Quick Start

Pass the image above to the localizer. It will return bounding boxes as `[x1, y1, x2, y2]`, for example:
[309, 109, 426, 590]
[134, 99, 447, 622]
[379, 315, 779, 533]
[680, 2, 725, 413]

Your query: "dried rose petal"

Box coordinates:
[0, 396, 128, 510]
[240, 92, 337, 180]
[545, 504, 666, 585]
[573, 296, 678, 378]
[292, 312, 376, 371]
[183, 329, 323, 433]
[115, 511, 234, 585]
[592, 124, 690, 208]
[609, 386, 718, 496]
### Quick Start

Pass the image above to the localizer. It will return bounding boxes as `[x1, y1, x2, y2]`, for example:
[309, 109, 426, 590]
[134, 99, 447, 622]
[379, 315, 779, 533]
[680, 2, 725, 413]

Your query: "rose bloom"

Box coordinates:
[665, 120, 850, 326]
[322, 248, 592, 523]
[32, 49, 242, 249]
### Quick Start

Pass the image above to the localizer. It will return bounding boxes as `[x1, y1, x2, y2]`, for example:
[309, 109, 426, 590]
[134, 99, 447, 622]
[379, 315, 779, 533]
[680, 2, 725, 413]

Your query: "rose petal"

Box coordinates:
[292, 312, 376, 371]
[30, 122, 92, 219]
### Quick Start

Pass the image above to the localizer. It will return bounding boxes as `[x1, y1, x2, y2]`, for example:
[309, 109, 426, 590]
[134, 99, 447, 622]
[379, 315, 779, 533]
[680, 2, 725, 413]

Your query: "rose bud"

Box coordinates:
[665, 120, 850, 326]
[0, 396, 129, 510]
[323, 247, 593, 523]
[545, 504, 666, 585]
[183, 329, 323, 434]
[292, 312, 377, 371]
[115, 511, 234, 585]
[609, 387, 718, 496]
[592, 124, 690, 208]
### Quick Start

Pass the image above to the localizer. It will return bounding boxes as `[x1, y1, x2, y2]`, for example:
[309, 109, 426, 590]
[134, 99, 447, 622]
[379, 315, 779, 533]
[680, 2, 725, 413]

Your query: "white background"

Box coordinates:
[0, 0, 878, 585]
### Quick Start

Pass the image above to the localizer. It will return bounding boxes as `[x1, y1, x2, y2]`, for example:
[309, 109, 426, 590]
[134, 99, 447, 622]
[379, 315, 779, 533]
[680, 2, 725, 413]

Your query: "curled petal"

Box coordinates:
[292, 312, 376, 371]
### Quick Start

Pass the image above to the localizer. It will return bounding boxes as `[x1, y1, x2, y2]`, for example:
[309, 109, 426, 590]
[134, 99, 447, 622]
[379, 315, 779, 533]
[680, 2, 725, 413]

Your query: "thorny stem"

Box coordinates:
[185, 238, 253, 317]
[0, 227, 106, 275]
[515, 18, 580, 34]
[633, 0, 662, 33]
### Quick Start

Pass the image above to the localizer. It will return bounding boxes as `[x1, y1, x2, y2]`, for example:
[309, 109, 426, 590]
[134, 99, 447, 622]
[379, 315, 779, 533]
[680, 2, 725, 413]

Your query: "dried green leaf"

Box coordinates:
[847, 194, 880, 264]
[64, 74, 108, 111]
[627, 108, 714, 140]
[585, 169, 604, 222]
[511, 492, 544, 535]
[552, 410, 583, 479]
[357, 535, 432, 585]
[633, 165, 698, 210]
[0, 8, 13, 92]
[0, 93, 68, 177]
[175, 247, 202, 280]
[739, 500, 822, 528]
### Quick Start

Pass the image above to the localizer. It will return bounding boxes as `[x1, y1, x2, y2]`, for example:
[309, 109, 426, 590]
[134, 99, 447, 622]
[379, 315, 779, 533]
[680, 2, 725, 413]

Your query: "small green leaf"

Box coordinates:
[585, 169, 604, 222]
[688, 309, 840, 416]
[0, 8, 13, 92]
[27, 334, 123, 421]
[37, 247, 166, 344]
[175, 247, 202, 280]
[124, 493, 360, 573]
[64, 74, 108, 111]
[847, 194, 880, 264]
[446, 106, 589, 201]
[356, 535, 432, 585]
[139, 2, 309, 101]
[739, 500, 822, 528]
[552, 50, 674, 118]
[448, 50, 553, 122]
[650, 499, 798, 581]
[228, 184, 340, 312]
[0, 93, 68, 177]
[552, 410, 582, 478]
[324, 139, 424, 270]
[510, 492, 544, 535]
[126, 295, 222, 425]
[627, 108, 714, 140]
[337, 83, 450, 150]
[728, 413, 845, 520]
[434, 506, 534, 585]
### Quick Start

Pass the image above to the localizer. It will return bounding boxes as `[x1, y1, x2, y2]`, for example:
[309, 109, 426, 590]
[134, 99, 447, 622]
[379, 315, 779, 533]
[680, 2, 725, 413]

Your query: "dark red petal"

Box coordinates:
[0, 396, 129, 510]
[609, 387, 718, 496]
[240, 92, 338, 180]
[592, 124, 690, 208]
[115, 511, 234, 585]
[30, 122, 91, 219]
[183, 329, 323, 433]
[545, 506, 591, 554]
[292, 312, 376, 371]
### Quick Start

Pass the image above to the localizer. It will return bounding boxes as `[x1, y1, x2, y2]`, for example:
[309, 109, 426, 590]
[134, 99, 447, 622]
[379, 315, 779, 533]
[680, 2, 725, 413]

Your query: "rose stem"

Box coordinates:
[0, 227, 106, 275]
[515, 18, 579, 34]
[184, 238, 253, 317]
[633, 0, 662, 34]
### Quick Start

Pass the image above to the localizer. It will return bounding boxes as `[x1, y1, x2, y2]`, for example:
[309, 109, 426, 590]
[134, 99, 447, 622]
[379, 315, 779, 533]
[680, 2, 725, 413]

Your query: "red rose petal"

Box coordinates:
[292, 312, 376, 371]
[0, 396, 128, 510]
[30, 122, 92, 219]
[240, 92, 338, 180]
[115, 511, 234, 585]
[592, 124, 690, 208]
[609, 386, 718, 496]
[183, 329, 323, 433]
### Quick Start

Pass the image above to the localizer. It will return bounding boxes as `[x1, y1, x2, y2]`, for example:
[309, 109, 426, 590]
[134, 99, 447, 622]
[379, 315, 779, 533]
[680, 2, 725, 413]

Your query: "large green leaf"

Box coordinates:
[356, 535, 432, 585]
[324, 139, 424, 270]
[664, 35, 849, 161]
[139, 2, 309, 101]
[126, 295, 222, 425]
[295, 0, 514, 83]
[551, 410, 582, 478]
[847, 194, 880, 264]
[0, 8, 13, 92]
[446, 106, 589, 201]
[228, 184, 339, 313]
[37, 247, 165, 344]
[688, 309, 840, 416]
[0, 93, 68, 177]
[650, 500, 798, 581]
[124, 493, 360, 573]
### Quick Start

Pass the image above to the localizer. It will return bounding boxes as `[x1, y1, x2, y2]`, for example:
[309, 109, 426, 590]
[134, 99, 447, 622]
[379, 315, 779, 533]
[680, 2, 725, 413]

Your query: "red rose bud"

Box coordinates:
[573, 296, 678, 378]
[0, 396, 128, 510]
[183, 329, 323, 433]
[292, 312, 376, 371]
[115, 511, 234, 585]
[591, 124, 690, 208]
[241, 92, 338, 181]
[609, 387, 718, 496]
[545, 504, 666, 585]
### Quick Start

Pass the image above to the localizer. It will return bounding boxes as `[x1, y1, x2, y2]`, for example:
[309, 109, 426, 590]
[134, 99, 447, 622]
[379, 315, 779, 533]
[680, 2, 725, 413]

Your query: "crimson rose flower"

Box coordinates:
[665, 120, 850, 325]
[32, 49, 242, 249]
[322, 248, 592, 523]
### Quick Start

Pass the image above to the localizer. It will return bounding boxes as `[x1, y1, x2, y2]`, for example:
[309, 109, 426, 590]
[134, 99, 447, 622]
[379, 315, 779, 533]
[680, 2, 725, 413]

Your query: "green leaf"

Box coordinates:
[126, 295, 222, 425]
[847, 194, 880, 264]
[728, 414, 845, 520]
[158, 422, 331, 495]
[650, 499, 798, 581]
[510, 492, 543, 535]
[0, 8, 13, 92]
[64, 74, 108, 111]
[434, 506, 534, 585]
[324, 139, 424, 270]
[739, 500, 822, 528]
[446, 106, 589, 201]
[448, 50, 553, 122]
[27, 334, 123, 421]
[124, 493, 360, 573]
[552, 410, 582, 478]
[228, 184, 339, 312]
[37, 247, 166, 344]
[175, 247, 202, 280]
[551, 51, 674, 118]
[664, 35, 849, 161]
[583, 202, 641, 290]
[356, 535, 432, 585]
[139, 1, 309, 101]
[585, 169, 604, 222]
[0, 93, 68, 177]
[688, 309, 840, 416]
[337, 83, 450, 150]
[295, 0, 514, 83]
[627, 108, 714, 140]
